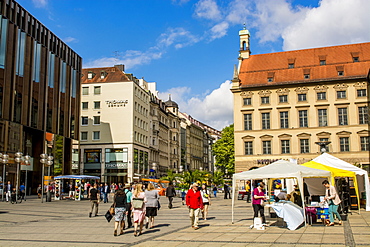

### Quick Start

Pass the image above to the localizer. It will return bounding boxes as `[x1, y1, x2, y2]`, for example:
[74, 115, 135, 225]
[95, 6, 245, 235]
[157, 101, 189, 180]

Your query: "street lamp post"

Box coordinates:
[40, 153, 54, 203]
[0, 153, 9, 202]
[14, 152, 23, 202]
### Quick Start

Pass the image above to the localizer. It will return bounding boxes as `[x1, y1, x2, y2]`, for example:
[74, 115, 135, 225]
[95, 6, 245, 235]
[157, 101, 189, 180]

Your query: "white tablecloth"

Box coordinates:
[269, 202, 304, 230]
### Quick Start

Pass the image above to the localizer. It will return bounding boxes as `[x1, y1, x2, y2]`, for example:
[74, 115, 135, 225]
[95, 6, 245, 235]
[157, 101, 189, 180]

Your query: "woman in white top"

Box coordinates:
[200, 184, 211, 220]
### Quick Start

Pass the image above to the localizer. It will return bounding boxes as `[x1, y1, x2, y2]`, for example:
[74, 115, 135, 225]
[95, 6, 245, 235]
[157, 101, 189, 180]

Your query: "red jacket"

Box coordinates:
[186, 189, 203, 209]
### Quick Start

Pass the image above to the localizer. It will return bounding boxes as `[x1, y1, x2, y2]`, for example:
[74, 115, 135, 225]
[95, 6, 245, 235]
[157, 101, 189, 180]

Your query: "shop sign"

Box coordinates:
[106, 100, 129, 107]
[105, 162, 128, 169]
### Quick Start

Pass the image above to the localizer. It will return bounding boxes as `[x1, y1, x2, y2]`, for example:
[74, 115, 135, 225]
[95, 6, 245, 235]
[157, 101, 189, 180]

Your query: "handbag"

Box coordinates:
[109, 204, 115, 215]
[157, 199, 161, 210]
[132, 197, 144, 209]
[105, 210, 113, 222]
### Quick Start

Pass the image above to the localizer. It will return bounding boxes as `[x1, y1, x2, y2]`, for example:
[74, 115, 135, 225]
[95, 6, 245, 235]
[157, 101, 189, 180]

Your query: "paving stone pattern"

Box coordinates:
[0, 193, 369, 247]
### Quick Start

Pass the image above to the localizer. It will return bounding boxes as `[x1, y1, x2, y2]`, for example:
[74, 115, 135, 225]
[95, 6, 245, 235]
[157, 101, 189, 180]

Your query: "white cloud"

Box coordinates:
[195, 0, 370, 50]
[84, 27, 199, 68]
[195, 0, 222, 21]
[158, 81, 233, 130]
[209, 21, 229, 40]
[281, 0, 370, 50]
[63, 37, 77, 43]
[32, 0, 48, 8]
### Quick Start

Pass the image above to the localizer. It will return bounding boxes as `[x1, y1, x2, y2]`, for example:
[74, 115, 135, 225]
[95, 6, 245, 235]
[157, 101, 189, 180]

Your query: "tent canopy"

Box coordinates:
[313, 153, 370, 211]
[54, 175, 100, 180]
[302, 160, 360, 212]
[232, 160, 331, 224]
[234, 160, 331, 180]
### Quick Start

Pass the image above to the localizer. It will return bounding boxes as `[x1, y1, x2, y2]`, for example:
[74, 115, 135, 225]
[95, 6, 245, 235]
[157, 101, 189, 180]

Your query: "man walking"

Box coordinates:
[103, 183, 109, 203]
[166, 183, 176, 209]
[89, 184, 99, 217]
[5, 181, 12, 202]
[186, 183, 203, 230]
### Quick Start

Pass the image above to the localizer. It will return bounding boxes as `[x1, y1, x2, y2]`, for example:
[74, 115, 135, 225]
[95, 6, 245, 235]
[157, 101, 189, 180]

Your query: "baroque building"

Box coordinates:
[0, 0, 82, 192]
[231, 28, 370, 172]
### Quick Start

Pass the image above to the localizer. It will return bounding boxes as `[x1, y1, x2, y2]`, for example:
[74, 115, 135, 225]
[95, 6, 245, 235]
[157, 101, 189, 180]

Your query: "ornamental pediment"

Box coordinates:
[336, 131, 352, 136]
[276, 88, 290, 95]
[260, 134, 273, 139]
[357, 130, 369, 136]
[316, 131, 331, 137]
[278, 134, 292, 138]
[294, 87, 309, 93]
[314, 85, 328, 92]
[242, 135, 255, 140]
[297, 133, 312, 137]
[333, 83, 348, 90]
[354, 82, 367, 88]
[240, 91, 254, 97]
[258, 90, 272, 97]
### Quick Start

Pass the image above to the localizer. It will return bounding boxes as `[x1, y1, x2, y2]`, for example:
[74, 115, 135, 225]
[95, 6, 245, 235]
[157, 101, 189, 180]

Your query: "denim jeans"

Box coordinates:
[329, 201, 341, 223]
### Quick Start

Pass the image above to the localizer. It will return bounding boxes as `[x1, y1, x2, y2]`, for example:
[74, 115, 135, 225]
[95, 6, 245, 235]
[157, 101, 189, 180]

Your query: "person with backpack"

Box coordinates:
[113, 188, 127, 236]
[200, 184, 211, 220]
[88, 184, 99, 217]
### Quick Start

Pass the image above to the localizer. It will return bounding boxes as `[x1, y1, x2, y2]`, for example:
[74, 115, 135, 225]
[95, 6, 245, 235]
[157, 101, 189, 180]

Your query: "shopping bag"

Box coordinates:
[254, 217, 264, 230]
[105, 210, 113, 222]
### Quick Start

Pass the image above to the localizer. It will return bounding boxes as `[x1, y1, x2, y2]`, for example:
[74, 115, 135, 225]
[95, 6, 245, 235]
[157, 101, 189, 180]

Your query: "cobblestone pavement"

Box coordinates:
[0, 193, 369, 247]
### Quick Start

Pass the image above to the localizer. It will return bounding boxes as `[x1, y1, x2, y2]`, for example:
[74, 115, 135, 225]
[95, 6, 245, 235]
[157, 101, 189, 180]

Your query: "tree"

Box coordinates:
[212, 124, 235, 174]
[210, 170, 224, 186]
[160, 169, 178, 183]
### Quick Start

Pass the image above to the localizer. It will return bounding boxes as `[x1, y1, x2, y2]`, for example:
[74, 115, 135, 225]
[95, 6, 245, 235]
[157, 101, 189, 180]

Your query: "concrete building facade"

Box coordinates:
[232, 28, 370, 173]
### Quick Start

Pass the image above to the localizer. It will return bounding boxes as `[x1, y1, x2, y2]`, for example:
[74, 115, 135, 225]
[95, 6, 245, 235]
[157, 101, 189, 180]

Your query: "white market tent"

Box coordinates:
[313, 153, 370, 211]
[54, 175, 100, 180]
[231, 160, 331, 224]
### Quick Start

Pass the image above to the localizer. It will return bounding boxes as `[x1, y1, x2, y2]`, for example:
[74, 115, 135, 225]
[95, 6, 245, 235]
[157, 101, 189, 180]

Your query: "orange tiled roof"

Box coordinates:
[239, 42, 370, 88]
[81, 66, 131, 84]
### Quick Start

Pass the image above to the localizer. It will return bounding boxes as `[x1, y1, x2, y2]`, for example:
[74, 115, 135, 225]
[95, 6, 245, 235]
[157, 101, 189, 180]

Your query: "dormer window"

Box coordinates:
[304, 74, 310, 79]
[351, 52, 360, 63]
[100, 71, 107, 79]
[267, 72, 274, 82]
[353, 57, 359, 62]
[336, 66, 344, 76]
[303, 68, 310, 79]
[267, 77, 273, 82]
[338, 71, 344, 76]
[87, 71, 94, 79]
[320, 60, 326, 66]
[288, 63, 294, 69]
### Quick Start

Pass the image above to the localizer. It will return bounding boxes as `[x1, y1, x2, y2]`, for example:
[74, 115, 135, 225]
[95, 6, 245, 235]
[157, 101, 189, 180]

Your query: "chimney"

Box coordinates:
[114, 64, 125, 72]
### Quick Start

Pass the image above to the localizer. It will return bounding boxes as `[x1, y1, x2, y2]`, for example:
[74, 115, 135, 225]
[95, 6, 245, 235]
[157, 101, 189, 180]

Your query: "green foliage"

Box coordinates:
[160, 169, 178, 183]
[210, 170, 224, 186]
[212, 124, 235, 174]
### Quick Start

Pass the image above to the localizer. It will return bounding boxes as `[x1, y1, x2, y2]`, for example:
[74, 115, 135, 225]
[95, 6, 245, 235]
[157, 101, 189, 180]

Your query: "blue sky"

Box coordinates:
[18, 0, 370, 130]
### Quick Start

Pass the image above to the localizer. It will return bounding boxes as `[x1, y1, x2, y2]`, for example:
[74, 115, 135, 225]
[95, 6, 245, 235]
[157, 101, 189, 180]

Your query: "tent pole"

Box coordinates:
[232, 175, 236, 224]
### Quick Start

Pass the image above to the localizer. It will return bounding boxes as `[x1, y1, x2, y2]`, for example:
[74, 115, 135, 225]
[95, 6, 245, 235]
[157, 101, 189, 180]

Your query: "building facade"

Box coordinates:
[232, 29, 370, 172]
[0, 0, 82, 192]
[79, 65, 149, 183]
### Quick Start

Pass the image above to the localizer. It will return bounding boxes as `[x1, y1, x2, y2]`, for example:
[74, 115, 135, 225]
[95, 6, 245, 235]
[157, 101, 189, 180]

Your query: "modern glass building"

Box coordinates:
[0, 0, 82, 193]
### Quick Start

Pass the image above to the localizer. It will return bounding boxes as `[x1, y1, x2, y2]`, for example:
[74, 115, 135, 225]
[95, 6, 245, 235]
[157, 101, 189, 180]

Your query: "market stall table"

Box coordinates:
[267, 201, 304, 230]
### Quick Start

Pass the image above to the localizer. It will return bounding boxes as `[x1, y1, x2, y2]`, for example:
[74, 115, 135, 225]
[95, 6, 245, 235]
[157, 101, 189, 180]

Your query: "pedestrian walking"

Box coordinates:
[89, 184, 99, 217]
[181, 187, 186, 205]
[186, 183, 203, 230]
[113, 189, 128, 236]
[103, 183, 109, 203]
[131, 184, 147, 237]
[252, 182, 266, 224]
[37, 184, 42, 199]
[19, 182, 25, 200]
[322, 180, 342, 226]
[124, 184, 133, 228]
[145, 183, 159, 229]
[166, 183, 176, 209]
[224, 183, 231, 199]
[200, 184, 211, 220]
[5, 181, 12, 202]
[212, 185, 217, 198]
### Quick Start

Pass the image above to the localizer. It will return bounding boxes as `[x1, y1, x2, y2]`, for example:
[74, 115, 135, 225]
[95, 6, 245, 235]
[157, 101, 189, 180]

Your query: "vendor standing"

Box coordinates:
[322, 180, 342, 226]
[252, 182, 267, 224]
